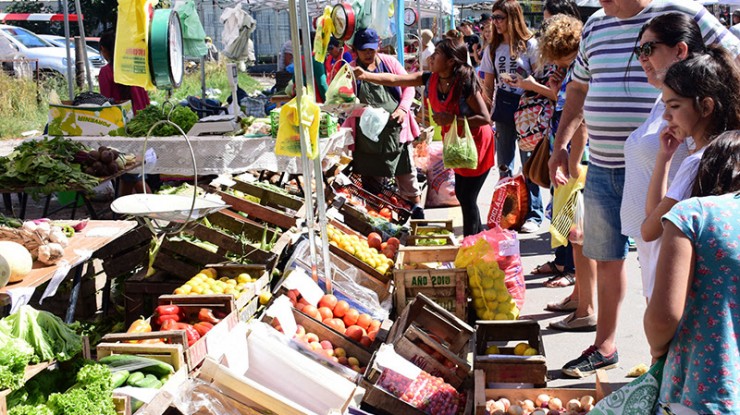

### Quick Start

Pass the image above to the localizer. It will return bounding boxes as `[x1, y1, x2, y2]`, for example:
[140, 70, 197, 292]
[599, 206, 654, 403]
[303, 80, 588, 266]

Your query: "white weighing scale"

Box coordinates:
[187, 114, 240, 136]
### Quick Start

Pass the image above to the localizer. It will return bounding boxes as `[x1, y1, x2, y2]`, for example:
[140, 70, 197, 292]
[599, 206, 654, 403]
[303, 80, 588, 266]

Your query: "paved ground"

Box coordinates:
[0, 135, 647, 392]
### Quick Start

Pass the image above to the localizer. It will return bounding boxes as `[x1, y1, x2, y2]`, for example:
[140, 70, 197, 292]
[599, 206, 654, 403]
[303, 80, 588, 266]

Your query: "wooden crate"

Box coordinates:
[262, 307, 373, 383]
[97, 343, 188, 415]
[123, 270, 183, 327]
[473, 369, 611, 415]
[328, 219, 394, 285]
[213, 178, 305, 230]
[410, 219, 454, 235]
[474, 320, 547, 387]
[389, 293, 474, 358]
[393, 324, 471, 389]
[95, 225, 152, 279]
[393, 246, 467, 319]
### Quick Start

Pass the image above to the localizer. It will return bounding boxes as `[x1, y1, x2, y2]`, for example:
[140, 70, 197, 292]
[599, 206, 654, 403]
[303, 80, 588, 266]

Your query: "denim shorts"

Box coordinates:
[582, 164, 630, 261]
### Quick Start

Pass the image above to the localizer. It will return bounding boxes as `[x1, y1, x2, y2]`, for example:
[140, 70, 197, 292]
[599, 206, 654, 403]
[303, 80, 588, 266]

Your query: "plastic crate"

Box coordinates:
[332, 181, 411, 224]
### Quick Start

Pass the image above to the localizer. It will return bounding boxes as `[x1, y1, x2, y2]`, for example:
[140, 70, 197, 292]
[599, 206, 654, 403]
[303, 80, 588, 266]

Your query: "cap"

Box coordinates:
[459, 19, 473, 27]
[328, 37, 341, 48]
[354, 28, 379, 50]
[733, 9, 740, 17]
[479, 13, 491, 23]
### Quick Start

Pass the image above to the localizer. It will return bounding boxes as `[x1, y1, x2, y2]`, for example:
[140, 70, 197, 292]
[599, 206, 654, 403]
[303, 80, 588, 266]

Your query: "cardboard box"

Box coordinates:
[48, 100, 133, 136]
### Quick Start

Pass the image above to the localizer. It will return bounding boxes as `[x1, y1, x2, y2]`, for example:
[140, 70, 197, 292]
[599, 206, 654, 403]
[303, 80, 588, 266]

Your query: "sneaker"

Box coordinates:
[561, 345, 619, 378]
[411, 205, 425, 219]
[519, 220, 540, 234]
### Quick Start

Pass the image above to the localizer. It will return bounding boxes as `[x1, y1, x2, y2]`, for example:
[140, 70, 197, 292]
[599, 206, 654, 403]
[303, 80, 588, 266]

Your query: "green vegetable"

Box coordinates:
[6, 362, 77, 407]
[9, 404, 54, 415]
[0, 306, 82, 363]
[0, 137, 99, 196]
[442, 132, 478, 170]
[118, 104, 199, 137]
[98, 355, 174, 378]
[0, 336, 35, 390]
[125, 371, 144, 386]
[156, 183, 204, 197]
[131, 373, 162, 389]
[0, 214, 22, 228]
[110, 370, 129, 388]
[45, 362, 116, 415]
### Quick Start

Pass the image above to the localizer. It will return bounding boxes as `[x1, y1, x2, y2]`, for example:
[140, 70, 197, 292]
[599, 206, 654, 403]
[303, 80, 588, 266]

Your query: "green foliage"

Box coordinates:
[0, 306, 83, 363]
[0, 336, 35, 391]
[118, 104, 199, 137]
[148, 61, 264, 104]
[46, 363, 115, 415]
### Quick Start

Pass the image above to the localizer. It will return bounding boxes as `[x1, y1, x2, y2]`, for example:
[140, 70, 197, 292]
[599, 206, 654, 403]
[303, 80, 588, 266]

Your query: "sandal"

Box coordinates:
[531, 261, 563, 276]
[544, 272, 576, 288]
[545, 296, 578, 312]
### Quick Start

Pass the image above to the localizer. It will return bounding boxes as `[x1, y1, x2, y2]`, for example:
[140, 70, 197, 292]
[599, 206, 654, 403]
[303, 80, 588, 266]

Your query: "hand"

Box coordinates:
[549, 146, 570, 187]
[391, 107, 407, 124]
[568, 156, 581, 180]
[432, 112, 455, 126]
[352, 66, 367, 80]
[658, 126, 683, 158]
[509, 74, 535, 91]
[547, 71, 565, 96]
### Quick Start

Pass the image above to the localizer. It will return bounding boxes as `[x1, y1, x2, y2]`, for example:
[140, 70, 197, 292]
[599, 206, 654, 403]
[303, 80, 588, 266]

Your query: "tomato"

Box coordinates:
[379, 207, 392, 220]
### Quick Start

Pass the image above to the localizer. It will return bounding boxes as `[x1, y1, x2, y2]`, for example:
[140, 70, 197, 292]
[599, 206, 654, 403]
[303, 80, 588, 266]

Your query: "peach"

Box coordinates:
[302, 305, 321, 320]
[320, 340, 334, 350]
[345, 325, 366, 342]
[318, 306, 334, 321]
[305, 333, 319, 343]
[343, 308, 360, 327]
[333, 300, 350, 318]
[318, 294, 338, 311]
[295, 325, 306, 336]
[356, 313, 373, 330]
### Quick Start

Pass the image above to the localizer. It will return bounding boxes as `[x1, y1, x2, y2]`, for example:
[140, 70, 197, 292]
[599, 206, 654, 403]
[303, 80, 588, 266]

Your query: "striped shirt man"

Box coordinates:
[573, 0, 740, 168]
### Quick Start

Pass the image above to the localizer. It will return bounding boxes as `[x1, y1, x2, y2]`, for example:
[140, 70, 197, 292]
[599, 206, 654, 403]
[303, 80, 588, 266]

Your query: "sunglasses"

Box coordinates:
[633, 41, 665, 58]
[491, 14, 507, 21]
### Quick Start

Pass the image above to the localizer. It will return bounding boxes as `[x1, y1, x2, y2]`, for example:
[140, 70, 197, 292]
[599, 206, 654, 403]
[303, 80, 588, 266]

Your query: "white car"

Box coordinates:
[0, 25, 100, 83]
[39, 34, 106, 72]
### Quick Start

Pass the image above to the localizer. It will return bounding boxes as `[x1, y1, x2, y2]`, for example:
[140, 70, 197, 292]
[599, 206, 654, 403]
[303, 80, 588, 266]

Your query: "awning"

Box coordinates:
[0, 13, 81, 22]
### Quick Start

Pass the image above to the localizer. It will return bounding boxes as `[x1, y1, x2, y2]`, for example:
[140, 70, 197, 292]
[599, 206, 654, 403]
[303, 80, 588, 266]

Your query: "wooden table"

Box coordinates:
[0, 161, 142, 220]
[0, 220, 137, 322]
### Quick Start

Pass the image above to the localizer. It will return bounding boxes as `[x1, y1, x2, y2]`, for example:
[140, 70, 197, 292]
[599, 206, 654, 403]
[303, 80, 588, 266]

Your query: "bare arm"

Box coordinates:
[508, 74, 557, 101]
[642, 127, 682, 242]
[483, 74, 496, 107]
[644, 221, 694, 359]
[463, 90, 492, 129]
[567, 121, 588, 179]
[352, 66, 424, 88]
[548, 80, 588, 186]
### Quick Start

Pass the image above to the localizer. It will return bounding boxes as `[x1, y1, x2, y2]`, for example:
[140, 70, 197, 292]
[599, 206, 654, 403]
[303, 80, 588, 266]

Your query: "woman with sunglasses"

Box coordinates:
[353, 38, 494, 236]
[620, 13, 703, 301]
[480, 0, 543, 234]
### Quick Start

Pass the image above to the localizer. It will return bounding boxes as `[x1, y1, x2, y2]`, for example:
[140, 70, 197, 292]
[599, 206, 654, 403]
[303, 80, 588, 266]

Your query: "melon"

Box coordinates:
[0, 241, 33, 286]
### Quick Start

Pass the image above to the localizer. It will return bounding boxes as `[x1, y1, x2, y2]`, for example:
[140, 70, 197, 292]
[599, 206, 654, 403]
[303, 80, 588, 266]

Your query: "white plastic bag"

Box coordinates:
[359, 107, 390, 142]
[369, 0, 393, 38]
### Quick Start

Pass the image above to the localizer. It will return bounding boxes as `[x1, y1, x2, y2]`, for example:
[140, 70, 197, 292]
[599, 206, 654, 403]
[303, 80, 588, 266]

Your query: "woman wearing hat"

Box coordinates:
[346, 28, 423, 214]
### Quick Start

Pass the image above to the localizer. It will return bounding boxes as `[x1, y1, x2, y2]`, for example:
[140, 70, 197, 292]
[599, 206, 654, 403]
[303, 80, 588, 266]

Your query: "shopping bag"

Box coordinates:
[427, 99, 443, 142]
[590, 356, 665, 415]
[313, 6, 334, 63]
[114, 0, 156, 89]
[325, 63, 358, 105]
[487, 175, 529, 230]
[549, 167, 587, 248]
[425, 142, 459, 208]
[515, 91, 554, 152]
[275, 91, 321, 159]
[522, 133, 551, 188]
[175, 0, 208, 58]
[442, 118, 478, 170]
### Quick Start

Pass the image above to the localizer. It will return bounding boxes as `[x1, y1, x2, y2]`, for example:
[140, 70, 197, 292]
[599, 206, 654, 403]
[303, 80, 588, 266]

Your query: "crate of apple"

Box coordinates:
[376, 368, 463, 415]
[288, 291, 382, 349]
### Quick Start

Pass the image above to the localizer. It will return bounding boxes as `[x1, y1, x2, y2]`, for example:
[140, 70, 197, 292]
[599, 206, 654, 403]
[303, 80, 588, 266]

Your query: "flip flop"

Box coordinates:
[531, 261, 562, 275]
[544, 272, 576, 288]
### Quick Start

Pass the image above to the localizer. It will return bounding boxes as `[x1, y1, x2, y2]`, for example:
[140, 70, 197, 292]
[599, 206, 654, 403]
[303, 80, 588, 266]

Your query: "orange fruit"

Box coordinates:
[302, 305, 321, 320]
[345, 325, 365, 342]
[343, 308, 360, 327]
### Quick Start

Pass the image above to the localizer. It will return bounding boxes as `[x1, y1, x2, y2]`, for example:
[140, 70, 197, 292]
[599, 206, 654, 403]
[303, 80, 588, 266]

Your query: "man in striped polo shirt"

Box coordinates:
[548, 0, 739, 378]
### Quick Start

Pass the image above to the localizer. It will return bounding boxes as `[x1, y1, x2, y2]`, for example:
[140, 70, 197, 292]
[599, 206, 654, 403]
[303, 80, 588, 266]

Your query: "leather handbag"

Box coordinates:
[522, 133, 551, 188]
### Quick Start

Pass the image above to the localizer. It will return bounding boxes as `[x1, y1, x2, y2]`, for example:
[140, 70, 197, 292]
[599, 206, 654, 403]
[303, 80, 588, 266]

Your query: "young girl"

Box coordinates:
[353, 38, 493, 236]
[480, 0, 543, 233]
[641, 46, 740, 243]
[645, 131, 740, 414]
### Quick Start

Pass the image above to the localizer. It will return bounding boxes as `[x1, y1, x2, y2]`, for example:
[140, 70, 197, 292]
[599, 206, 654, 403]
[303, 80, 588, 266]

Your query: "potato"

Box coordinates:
[580, 395, 595, 411]
[548, 397, 563, 410]
[566, 399, 581, 411]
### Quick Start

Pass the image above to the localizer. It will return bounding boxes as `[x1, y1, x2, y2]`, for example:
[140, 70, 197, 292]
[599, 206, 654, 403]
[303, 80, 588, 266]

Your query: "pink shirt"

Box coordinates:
[99, 63, 150, 114]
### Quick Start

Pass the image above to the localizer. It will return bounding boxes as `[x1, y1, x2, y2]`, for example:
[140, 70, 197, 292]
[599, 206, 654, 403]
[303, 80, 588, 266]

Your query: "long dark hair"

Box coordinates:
[691, 130, 740, 197]
[626, 13, 706, 93]
[100, 29, 116, 59]
[663, 45, 740, 139]
[435, 38, 482, 99]
[544, 0, 581, 20]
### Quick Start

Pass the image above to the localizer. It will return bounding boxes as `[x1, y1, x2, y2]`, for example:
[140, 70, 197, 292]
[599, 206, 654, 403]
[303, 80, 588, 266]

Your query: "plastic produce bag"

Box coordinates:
[369, 0, 393, 38]
[173, 378, 263, 415]
[275, 90, 321, 159]
[175, 0, 208, 58]
[352, 0, 373, 31]
[456, 227, 525, 318]
[425, 142, 459, 208]
[114, 0, 156, 88]
[427, 99, 443, 142]
[325, 63, 358, 105]
[487, 174, 528, 230]
[442, 117, 478, 169]
[313, 6, 334, 63]
[373, 344, 463, 415]
[359, 107, 390, 142]
[550, 167, 587, 248]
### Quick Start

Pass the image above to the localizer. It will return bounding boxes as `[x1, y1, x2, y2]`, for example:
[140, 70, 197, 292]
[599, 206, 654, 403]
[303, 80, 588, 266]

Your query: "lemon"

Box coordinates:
[514, 342, 530, 356]
[523, 347, 538, 356]
[481, 277, 494, 289]
[485, 345, 500, 354]
[200, 268, 218, 279]
[174, 288, 187, 295]
[259, 291, 273, 305]
[191, 285, 204, 294]
[483, 289, 497, 301]
[203, 288, 215, 295]
[237, 273, 252, 284]
[212, 285, 225, 294]
[226, 279, 237, 286]
[494, 313, 508, 320]
[195, 272, 211, 280]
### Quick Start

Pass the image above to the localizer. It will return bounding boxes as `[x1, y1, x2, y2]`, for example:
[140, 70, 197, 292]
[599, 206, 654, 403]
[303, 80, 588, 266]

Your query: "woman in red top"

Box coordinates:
[98, 29, 150, 114]
[354, 38, 493, 235]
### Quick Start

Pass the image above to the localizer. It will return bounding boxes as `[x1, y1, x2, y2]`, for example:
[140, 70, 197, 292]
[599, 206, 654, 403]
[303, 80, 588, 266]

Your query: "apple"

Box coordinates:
[305, 333, 319, 343]
[320, 340, 333, 350]
[295, 325, 306, 337]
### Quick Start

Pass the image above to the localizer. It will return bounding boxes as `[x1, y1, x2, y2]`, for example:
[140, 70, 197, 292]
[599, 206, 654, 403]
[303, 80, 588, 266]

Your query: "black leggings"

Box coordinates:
[455, 170, 490, 236]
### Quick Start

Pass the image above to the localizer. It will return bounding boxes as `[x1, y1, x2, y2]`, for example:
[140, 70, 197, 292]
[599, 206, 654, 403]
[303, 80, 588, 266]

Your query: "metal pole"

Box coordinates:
[201, 56, 206, 98]
[417, 0, 424, 125]
[396, 0, 404, 65]
[61, 0, 75, 100]
[72, 0, 93, 91]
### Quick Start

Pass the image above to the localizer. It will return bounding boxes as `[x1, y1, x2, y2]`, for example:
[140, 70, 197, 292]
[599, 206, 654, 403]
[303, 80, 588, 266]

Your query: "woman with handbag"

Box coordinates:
[353, 38, 494, 236]
[480, 0, 544, 234]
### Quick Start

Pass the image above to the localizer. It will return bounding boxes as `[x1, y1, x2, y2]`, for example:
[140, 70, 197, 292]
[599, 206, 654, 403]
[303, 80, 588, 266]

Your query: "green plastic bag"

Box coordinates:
[590, 356, 665, 415]
[442, 117, 478, 169]
[427, 99, 443, 142]
[175, 0, 208, 58]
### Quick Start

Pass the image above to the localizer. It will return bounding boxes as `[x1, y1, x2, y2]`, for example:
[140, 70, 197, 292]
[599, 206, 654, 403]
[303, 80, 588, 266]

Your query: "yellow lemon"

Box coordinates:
[226, 279, 237, 286]
[259, 291, 273, 305]
[195, 272, 210, 280]
[203, 288, 215, 295]
[494, 313, 508, 320]
[191, 285, 204, 294]
[174, 288, 187, 295]
[514, 342, 530, 356]
[523, 347, 538, 356]
[485, 345, 500, 354]
[481, 277, 494, 289]
[200, 268, 217, 279]
[237, 273, 252, 284]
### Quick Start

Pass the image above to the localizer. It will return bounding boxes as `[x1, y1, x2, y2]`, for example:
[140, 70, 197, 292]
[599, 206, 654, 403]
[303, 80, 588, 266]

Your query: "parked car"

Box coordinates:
[40, 34, 106, 72]
[0, 25, 99, 83]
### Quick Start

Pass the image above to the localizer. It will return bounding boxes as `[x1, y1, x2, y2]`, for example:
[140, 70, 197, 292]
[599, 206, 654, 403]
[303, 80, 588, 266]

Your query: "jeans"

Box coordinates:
[455, 170, 490, 236]
[554, 243, 575, 273]
[583, 165, 630, 261]
[495, 121, 544, 225]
